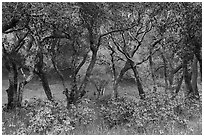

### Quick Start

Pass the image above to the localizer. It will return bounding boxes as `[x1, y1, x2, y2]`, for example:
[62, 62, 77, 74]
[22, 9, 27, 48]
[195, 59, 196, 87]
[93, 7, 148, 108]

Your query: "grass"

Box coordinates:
[2, 78, 140, 104]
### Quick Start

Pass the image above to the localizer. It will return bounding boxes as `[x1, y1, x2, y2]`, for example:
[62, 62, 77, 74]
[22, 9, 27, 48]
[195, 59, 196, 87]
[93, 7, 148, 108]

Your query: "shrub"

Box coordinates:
[99, 89, 201, 134]
[25, 98, 75, 134]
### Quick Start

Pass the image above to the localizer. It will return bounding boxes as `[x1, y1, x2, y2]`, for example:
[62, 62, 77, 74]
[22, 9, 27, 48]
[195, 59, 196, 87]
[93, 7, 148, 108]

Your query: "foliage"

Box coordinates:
[100, 89, 202, 134]
[2, 98, 97, 135]
[2, 2, 202, 135]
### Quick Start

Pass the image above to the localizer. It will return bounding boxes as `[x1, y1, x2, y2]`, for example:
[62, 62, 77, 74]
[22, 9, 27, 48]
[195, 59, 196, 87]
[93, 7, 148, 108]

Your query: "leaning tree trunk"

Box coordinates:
[36, 51, 53, 101]
[113, 61, 131, 99]
[131, 65, 145, 99]
[37, 70, 53, 101]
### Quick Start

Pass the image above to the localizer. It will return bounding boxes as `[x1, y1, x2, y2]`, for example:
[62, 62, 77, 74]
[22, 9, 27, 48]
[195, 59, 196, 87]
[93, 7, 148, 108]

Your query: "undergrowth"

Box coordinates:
[2, 90, 202, 135]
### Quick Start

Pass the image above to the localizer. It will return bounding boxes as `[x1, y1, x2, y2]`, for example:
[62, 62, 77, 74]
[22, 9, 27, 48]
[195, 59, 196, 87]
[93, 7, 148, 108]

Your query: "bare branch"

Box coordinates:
[136, 47, 160, 66]
[2, 18, 19, 33]
[14, 31, 30, 53]
[3, 28, 25, 34]
[99, 24, 138, 39]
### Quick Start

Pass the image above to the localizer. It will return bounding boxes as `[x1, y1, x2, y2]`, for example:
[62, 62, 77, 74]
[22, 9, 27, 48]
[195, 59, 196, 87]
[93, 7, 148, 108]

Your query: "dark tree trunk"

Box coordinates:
[191, 55, 199, 98]
[183, 58, 194, 98]
[36, 49, 53, 101]
[131, 65, 145, 99]
[192, 39, 202, 77]
[2, 18, 19, 33]
[160, 52, 168, 90]
[6, 62, 20, 109]
[37, 71, 53, 101]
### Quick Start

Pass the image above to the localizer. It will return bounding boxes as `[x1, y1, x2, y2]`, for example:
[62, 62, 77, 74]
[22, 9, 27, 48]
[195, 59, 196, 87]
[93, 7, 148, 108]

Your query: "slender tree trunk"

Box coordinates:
[191, 55, 199, 98]
[160, 53, 168, 90]
[110, 50, 118, 99]
[149, 50, 157, 92]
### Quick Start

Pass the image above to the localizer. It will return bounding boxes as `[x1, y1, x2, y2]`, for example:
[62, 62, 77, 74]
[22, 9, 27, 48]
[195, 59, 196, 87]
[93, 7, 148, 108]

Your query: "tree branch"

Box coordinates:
[2, 18, 19, 33]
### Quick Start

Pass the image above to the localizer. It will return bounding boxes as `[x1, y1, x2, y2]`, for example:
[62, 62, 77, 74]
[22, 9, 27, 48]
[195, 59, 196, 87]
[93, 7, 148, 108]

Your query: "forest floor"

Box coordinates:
[2, 78, 202, 135]
[2, 78, 141, 105]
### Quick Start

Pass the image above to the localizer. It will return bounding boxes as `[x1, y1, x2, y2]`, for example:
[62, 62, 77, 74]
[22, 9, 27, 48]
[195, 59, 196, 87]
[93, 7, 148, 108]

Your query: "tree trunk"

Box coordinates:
[183, 58, 194, 98]
[160, 53, 168, 90]
[6, 62, 20, 109]
[171, 72, 183, 100]
[51, 57, 67, 91]
[35, 39, 53, 101]
[192, 40, 202, 77]
[149, 50, 157, 92]
[191, 55, 199, 98]
[113, 61, 131, 99]
[131, 65, 145, 99]
[37, 71, 53, 101]
[79, 50, 97, 94]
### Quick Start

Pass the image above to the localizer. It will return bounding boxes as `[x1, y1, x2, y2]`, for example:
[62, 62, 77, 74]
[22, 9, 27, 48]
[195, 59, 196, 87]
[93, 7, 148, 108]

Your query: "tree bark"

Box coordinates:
[51, 57, 67, 91]
[79, 49, 97, 96]
[160, 52, 168, 90]
[2, 18, 19, 33]
[37, 70, 53, 101]
[131, 65, 145, 99]
[183, 58, 194, 98]
[110, 51, 118, 99]
[149, 49, 156, 92]
[36, 48, 53, 101]
[113, 61, 131, 99]
[17, 69, 34, 104]
[191, 55, 199, 98]
[6, 61, 20, 109]
[175, 74, 183, 95]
